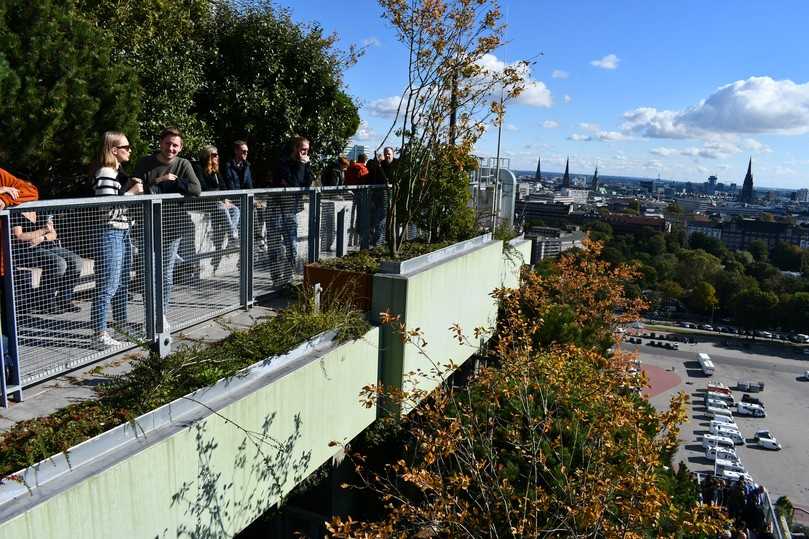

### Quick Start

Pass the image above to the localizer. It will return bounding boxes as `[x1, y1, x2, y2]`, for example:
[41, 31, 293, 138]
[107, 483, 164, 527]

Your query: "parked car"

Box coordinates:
[699, 324, 714, 331]
[707, 383, 731, 394]
[705, 398, 729, 410]
[709, 419, 739, 432]
[712, 426, 745, 445]
[754, 330, 773, 339]
[741, 394, 764, 407]
[736, 381, 765, 392]
[802, 370, 809, 381]
[721, 469, 754, 482]
[715, 458, 745, 474]
[736, 402, 766, 418]
[708, 406, 734, 419]
[702, 433, 736, 450]
[754, 429, 782, 450]
[709, 413, 736, 426]
[705, 445, 738, 462]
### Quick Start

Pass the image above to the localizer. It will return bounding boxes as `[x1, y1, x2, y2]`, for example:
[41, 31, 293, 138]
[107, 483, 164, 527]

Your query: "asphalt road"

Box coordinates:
[633, 337, 809, 512]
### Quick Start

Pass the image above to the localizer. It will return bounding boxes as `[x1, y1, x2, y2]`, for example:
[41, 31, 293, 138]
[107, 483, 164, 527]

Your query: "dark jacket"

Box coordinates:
[223, 159, 253, 190]
[320, 161, 344, 187]
[192, 162, 224, 192]
[132, 154, 201, 196]
[274, 158, 314, 188]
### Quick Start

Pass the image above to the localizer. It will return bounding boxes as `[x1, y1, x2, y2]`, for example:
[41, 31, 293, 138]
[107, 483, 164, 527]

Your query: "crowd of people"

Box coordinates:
[700, 475, 779, 539]
[0, 127, 394, 347]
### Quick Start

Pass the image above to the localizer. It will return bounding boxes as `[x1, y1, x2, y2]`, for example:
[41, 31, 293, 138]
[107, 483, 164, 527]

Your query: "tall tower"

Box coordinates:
[534, 156, 542, 181]
[739, 158, 754, 203]
[591, 166, 599, 190]
[562, 157, 571, 188]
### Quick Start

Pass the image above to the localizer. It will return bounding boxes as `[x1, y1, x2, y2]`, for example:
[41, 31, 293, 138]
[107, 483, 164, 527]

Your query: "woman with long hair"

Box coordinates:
[90, 131, 143, 346]
[195, 145, 240, 246]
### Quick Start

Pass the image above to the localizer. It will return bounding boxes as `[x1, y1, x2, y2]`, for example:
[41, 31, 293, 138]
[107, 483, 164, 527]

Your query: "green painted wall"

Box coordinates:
[373, 240, 518, 408]
[0, 329, 379, 538]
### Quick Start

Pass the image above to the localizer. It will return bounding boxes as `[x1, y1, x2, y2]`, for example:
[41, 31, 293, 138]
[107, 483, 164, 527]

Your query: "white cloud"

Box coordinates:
[679, 141, 741, 160]
[477, 53, 553, 108]
[623, 76, 809, 139]
[353, 120, 375, 141]
[543, 120, 560, 128]
[567, 133, 592, 141]
[564, 95, 572, 104]
[598, 131, 625, 141]
[651, 147, 677, 156]
[506, 123, 518, 131]
[362, 36, 381, 47]
[552, 69, 569, 79]
[367, 96, 401, 118]
[591, 53, 620, 70]
[743, 138, 773, 153]
[579, 122, 601, 133]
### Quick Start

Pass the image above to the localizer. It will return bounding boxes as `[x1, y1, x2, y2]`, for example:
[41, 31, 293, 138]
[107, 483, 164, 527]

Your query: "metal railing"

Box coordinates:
[0, 185, 388, 405]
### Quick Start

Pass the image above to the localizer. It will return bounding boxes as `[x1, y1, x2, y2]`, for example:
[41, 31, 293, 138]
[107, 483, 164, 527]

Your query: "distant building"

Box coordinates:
[591, 166, 599, 190]
[535, 157, 542, 181]
[524, 226, 586, 263]
[515, 200, 573, 225]
[561, 158, 571, 188]
[686, 221, 723, 240]
[721, 220, 809, 251]
[345, 145, 366, 161]
[639, 180, 656, 193]
[739, 158, 754, 203]
[559, 188, 590, 204]
[795, 188, 809, 202]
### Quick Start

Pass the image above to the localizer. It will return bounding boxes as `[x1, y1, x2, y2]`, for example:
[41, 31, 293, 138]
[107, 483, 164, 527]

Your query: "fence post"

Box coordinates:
[336, 208, 346, 257]
[308, 189, 320, 263]
[0, 212, 22, 405]
[148, 199, 171, 358]
[240, 193, 254, 309]
[359, 188, 370, 250]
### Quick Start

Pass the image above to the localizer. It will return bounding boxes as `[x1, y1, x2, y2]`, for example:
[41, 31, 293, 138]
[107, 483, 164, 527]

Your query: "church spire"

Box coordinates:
[739, 157, 754, 203]
[534, 156, 542, 181]
[591, 165, 599, 190]
[562, 157, 571, 188]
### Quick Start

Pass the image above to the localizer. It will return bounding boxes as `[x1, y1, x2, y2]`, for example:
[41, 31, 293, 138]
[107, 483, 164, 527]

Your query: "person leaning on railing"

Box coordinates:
[272, 135, 314, 271]
[193, 145, 240, 270]
[131, 126, 201, 329]
[90, 131, 143, 347]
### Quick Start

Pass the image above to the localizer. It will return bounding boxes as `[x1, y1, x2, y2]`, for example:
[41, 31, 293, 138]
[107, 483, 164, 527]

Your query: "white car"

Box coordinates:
[709, 421, 739, 435]
[708, 406, 734, 419]
[702, 434, 735, 450]
[705, 445, 737, 461]
[721, 469, 754, 482]
[710, 413, 736, 426]
[737, 402, 766, 418]
[754, 429, 782, 450]
[705, 398, 729, 409]
[803, 370, 809, 380]
[715, 457, 745, 474]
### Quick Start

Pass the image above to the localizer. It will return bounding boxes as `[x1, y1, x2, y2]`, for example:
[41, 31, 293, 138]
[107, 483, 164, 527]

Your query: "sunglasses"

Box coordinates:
[116, 145, 132, 151]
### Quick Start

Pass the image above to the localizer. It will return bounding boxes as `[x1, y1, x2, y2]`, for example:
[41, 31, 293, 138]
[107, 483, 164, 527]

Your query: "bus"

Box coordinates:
[698, 352, 715, 376]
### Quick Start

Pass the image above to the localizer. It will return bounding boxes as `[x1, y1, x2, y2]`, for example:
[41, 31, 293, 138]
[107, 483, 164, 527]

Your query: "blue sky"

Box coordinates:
[277, 0, 809, 189]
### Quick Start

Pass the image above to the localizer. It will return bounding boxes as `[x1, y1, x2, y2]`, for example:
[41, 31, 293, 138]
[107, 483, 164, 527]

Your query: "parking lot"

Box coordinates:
[632, 336, 809, 512]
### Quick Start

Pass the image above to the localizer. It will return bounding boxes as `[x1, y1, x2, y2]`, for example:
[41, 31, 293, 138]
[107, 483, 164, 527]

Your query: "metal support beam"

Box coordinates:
[0, 213, 22, 406]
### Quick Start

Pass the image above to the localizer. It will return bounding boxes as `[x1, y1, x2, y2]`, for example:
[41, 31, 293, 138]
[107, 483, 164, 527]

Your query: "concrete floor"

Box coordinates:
[0, 294, 289, 433]
[633, 333, 809, 513]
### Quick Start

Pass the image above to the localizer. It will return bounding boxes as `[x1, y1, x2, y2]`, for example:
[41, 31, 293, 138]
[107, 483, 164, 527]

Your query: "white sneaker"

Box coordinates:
[96, 332, 122, 347]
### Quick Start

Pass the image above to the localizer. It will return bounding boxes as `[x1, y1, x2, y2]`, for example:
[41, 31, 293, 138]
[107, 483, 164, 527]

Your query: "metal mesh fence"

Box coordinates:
[160, 196, 243, 332]
[319, 188, 356, 261]
[252, 190, 312, 298]
[8, 200, 147, 385]
[1, 187, 389, 393]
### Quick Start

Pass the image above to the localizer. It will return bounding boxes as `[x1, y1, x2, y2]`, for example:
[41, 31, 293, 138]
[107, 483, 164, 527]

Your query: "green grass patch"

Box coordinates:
[0, 297, 369, 477]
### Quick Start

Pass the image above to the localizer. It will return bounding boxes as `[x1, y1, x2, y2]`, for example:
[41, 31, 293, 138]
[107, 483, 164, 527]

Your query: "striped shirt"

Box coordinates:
[94, 167, 131, 229]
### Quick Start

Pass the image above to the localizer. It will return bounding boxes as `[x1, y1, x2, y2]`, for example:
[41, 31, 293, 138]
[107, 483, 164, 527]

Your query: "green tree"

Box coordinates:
[782, 293, 809, 332]
[585, 221, 613, 242]
[198, 3, 360, 180]
[0, 0, 141, 196]
[714, 271, 757, 314]
[749, 239, 769, 262]
[676, 249, 722, 289]
[688, 232, 726, 259]
[76, 0, 215, 154]
[771, 241, 803, 272]
[687, 281, 719, 315]
[659, 279, 685, 302]
[732, 289, 778, 333]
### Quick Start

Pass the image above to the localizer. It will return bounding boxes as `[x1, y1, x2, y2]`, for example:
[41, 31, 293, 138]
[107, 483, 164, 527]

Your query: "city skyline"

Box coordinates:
[278, 0, 809, 189]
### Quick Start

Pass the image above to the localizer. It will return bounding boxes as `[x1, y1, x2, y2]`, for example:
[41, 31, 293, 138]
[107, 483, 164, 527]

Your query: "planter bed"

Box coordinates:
[0, 324, 378, 538]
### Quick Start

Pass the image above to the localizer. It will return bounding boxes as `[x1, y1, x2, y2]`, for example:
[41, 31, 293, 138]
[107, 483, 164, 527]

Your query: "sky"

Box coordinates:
[275, 0, 809, 189]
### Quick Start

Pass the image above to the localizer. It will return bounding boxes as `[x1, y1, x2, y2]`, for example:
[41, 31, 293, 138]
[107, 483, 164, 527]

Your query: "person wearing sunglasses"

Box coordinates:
[90, 131, 143, 347]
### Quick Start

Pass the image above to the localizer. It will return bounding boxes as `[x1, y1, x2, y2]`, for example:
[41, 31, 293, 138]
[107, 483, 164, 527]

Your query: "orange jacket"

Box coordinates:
[344, 162, 369, 186]
[1, 167, 39, 276]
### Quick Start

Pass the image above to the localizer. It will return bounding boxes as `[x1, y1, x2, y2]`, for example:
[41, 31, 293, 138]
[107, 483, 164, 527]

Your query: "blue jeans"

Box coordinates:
[163, 237, 182, 310]
[91, 228, 132, 333]
[218, 203, 240, 238]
